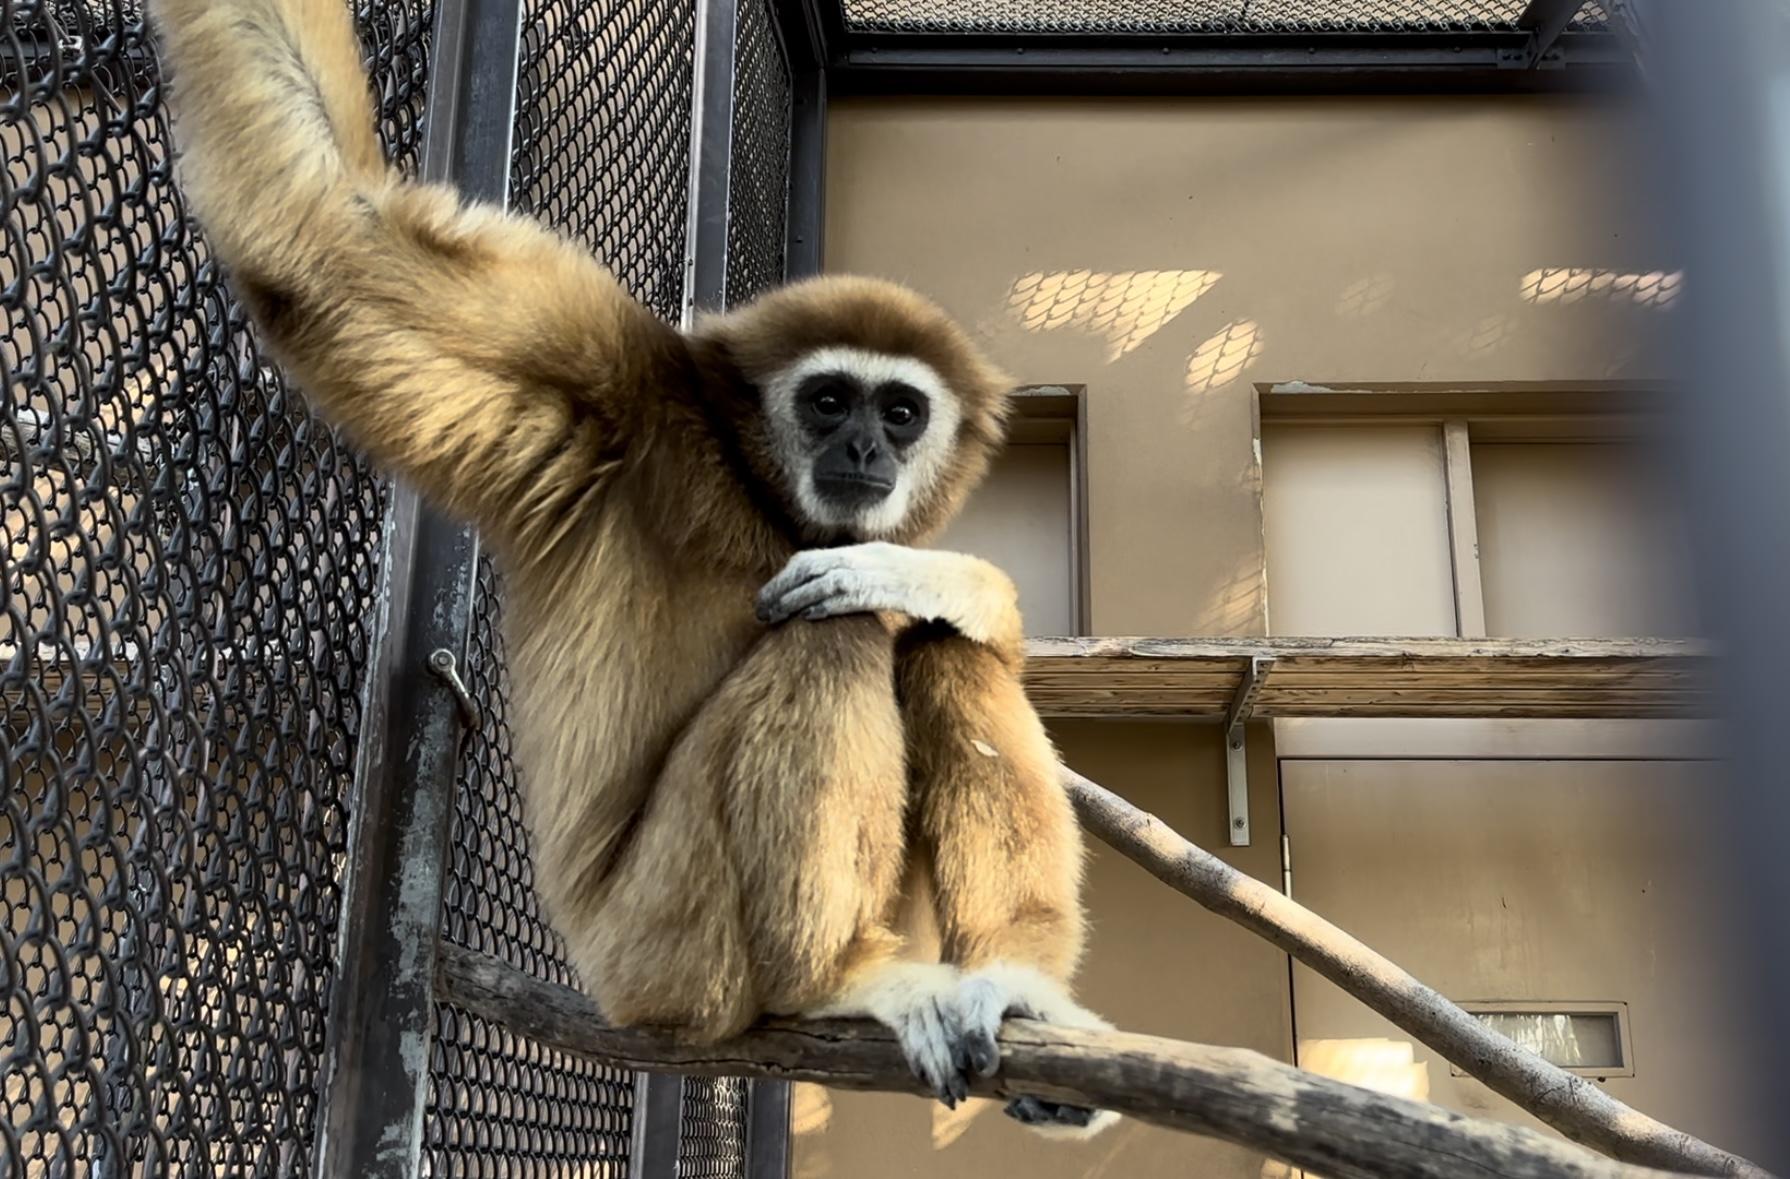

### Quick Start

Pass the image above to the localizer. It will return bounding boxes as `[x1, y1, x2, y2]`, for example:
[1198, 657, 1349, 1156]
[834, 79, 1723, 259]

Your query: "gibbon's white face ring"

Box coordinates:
[762, 346, 961, 536]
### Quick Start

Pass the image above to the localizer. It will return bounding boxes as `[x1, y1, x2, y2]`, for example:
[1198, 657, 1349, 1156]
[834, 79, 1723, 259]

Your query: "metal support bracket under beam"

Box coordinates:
[1517, 0, 1590, 68]
[1224, 656, 1274, 848]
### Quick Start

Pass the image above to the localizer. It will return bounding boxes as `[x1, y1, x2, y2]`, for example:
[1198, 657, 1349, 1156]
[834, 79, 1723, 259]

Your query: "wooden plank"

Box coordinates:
[1026, 636, 1708, 661]
[1020, 636, 1712, 721]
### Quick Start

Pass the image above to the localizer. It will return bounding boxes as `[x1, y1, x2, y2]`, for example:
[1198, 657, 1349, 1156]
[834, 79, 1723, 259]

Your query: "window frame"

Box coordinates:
[1450, 999, 1636, 1080]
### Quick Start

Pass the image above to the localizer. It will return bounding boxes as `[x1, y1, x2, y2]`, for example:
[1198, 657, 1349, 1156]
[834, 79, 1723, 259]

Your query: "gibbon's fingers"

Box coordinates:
[757, 543, 1016, 646]
[811, 962, 981, 1110]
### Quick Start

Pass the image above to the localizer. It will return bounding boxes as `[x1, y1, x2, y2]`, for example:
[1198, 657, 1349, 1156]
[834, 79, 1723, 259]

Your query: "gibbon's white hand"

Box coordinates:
[755, 542, 1014, 646]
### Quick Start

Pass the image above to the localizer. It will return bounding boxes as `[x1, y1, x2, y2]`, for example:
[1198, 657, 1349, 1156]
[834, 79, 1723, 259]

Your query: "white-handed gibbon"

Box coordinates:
[151, 0, 1116, 1137]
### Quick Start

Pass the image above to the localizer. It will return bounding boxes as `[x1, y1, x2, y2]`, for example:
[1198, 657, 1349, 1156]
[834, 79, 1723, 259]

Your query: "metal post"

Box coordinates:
[1647, 0, 1790, 1159]
[312, 1, 523, 1176]
[777, 0, 829, 278]
[745, 1075, 793, 1179]
[685, 0, 744, 319]
[628, 1074, 686, 1179]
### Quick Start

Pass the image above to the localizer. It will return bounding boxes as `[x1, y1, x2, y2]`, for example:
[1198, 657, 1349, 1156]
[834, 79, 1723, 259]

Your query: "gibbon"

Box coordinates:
[152, 0, 1116, 1137]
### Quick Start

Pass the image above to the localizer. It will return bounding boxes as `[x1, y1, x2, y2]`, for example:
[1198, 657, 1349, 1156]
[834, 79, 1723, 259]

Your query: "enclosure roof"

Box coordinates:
[841, 0, 1608, 36]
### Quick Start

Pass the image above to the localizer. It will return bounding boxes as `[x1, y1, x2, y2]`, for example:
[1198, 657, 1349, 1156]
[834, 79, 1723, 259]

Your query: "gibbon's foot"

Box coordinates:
[814, 962, 990, 1109]
[1002, 1096, 1121, 1140]
[954, 962, 1124, 1140]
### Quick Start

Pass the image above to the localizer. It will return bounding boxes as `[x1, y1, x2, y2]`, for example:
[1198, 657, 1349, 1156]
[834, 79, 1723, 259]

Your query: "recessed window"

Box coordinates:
[1453, 1001, 1632, 1077]
[933, 386, 1087, 636]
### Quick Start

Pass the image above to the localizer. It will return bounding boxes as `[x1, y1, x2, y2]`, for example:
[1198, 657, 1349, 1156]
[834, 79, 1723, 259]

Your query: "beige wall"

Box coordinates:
[818, 93, 1676, 1177]
[825, 95, 1667, 637]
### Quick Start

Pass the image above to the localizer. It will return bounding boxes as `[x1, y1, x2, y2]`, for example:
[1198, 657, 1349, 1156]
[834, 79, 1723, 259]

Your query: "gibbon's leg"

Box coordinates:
[759, 543, 1119, 1136]
[583, 615, 990, 1107]
[895, 625, 1121, 1139]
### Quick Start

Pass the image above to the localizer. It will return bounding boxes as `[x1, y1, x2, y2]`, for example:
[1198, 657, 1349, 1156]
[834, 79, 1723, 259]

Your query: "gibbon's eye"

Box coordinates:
[810, 387, 847, 418]
[883, 401, 918, 427]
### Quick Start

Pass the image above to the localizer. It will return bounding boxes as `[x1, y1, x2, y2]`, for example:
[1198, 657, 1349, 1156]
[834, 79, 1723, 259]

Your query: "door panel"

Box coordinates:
[1283, 759, 1770, 1169]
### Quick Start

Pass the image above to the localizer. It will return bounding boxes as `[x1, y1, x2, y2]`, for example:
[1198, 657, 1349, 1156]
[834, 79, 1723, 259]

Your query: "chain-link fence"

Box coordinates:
[3, 0, 792, 1173]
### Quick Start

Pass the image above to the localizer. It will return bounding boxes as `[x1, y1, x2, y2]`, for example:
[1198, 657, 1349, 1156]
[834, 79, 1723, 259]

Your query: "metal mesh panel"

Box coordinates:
[725, 0, 791, 308]
[424, 1003, 636, 1179]
[0, 0, 430, 1174]
[841, 0, 1609, 34]
[424, 1, 709, 1171]
[510, 0, 697, 321]
[676, 1079, 750, 1179]
[425, 554, 639, 1174]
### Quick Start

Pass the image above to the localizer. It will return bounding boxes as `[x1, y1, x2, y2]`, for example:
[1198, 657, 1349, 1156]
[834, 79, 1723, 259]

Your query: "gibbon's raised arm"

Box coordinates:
[152, 0, 686, 551]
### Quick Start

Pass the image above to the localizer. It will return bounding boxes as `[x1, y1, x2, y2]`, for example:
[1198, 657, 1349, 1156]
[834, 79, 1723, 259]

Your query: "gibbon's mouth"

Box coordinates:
[814, 472, 896, 505]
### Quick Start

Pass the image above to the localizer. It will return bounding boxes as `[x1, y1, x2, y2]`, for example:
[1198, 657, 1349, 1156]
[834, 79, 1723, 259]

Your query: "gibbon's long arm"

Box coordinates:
[152, 0, 686, 551]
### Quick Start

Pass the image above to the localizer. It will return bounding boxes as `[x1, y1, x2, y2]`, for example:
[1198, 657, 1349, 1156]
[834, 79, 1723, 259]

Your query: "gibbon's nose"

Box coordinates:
[844, 436, 879, 468]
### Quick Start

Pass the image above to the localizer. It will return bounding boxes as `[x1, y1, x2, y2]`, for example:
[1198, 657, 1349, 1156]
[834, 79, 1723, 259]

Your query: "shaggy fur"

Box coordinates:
[152, 0, 1112, 1136]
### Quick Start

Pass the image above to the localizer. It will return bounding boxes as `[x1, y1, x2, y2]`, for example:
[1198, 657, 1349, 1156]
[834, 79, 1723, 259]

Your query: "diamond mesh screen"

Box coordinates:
[841, 0, 1608, 34]
[424, 1, 703, 1169]
[725, 0, 791, 307]
[510, 0, 697, 321]
[424, 554, 639, 1174]
[676, 1079, 750, 1179]
[0, 0, 430, 1174]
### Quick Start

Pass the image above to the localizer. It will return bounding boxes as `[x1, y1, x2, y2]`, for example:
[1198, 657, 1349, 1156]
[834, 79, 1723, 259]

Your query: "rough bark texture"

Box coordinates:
[437, 941, 1692, 1179]
[1061, 766, 1770, 1179]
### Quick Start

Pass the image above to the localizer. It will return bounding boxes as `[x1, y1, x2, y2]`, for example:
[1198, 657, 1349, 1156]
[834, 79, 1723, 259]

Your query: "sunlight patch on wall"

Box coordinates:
[1185, 318, 1264, 394]
[1453, 312, 1518, 359]
[1008, 269, 1221, 361]
[1336, 272, 1396, 319]
[1300, 1037, 1431, 1102]
[1520, 267, 1683, 308]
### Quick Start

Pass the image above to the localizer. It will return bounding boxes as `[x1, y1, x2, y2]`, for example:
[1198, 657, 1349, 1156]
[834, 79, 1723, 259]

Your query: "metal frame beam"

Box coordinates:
[1517, 0, 1590, 68]
[776, 0, 830, 279]
[824, 35, 1635, 96]
[313, 1, 520, 1176]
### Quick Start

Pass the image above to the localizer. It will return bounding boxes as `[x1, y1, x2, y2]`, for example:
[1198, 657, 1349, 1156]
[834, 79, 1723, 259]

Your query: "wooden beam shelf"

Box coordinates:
[1022, 637, 1714, 721]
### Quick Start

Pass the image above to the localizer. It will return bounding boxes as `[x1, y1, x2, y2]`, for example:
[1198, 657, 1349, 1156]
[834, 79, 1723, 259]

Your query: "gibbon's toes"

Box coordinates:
[1004, 1096, 1121, 1141]
[893, 993, 972, 1109]
[954, 975, 1008, 1077]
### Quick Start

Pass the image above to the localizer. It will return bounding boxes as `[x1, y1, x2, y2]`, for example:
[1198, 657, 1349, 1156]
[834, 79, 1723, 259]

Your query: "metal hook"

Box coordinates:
[427, 648, 482, 732]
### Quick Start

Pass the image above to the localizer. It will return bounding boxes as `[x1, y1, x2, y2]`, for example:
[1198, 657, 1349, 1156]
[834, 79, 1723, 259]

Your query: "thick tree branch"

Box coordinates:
[437, 941, 1691, 1179]
[1061, 766, 1771, 1179]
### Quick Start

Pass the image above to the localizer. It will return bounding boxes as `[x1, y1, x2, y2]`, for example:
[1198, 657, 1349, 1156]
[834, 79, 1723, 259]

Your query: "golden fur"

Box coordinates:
[152, 0, 1103, 1130]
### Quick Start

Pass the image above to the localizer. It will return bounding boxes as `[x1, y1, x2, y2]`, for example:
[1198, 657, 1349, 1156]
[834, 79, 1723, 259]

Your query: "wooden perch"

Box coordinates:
[1062, 766, 1771, 1179]
[437, 941, 1691, 1179]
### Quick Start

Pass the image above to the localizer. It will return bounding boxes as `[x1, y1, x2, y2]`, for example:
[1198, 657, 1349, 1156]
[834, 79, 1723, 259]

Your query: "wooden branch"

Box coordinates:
[437, 942, 1690, 1179]
[1062, 766, 1771, 1179]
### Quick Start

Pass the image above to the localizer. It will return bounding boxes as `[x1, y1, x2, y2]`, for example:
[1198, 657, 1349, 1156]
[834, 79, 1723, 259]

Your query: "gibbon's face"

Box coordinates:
[762, 347, 963, 537]
[698, 274, 1013, 544]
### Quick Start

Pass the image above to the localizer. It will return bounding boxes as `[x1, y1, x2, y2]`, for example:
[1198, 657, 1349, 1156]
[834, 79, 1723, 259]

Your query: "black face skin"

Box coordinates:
[798, 371, 931, 511]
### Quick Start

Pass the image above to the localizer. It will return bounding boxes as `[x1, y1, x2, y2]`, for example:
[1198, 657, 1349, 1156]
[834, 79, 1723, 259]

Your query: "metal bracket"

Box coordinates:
[427, 648, 482, 732]
[1223, 656, 1274, 848]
